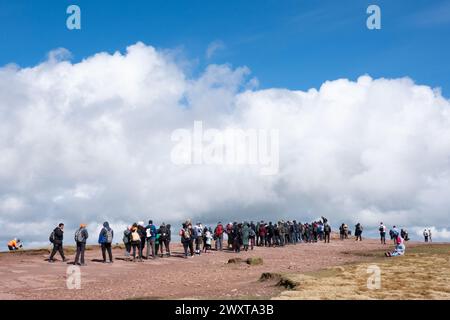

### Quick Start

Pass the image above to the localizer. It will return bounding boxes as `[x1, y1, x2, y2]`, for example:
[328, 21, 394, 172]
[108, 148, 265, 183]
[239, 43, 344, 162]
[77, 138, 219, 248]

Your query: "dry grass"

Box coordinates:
[272, 244, 450, 300]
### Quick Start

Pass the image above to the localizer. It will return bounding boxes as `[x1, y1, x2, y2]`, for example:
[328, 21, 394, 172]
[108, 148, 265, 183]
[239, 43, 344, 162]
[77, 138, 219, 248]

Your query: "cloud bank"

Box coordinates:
[1, 42, 450, 246]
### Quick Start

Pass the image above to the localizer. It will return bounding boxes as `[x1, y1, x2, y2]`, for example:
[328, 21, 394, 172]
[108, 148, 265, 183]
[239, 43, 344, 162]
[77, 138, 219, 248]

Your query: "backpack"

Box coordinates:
[146, 227, 152, 238]
[159, 226, 168, 239]
[324, 224, 331, 233]
[379, 226, 385, 232]
[215, 224, 223, 236]
[249, 228, 256, 237]
[131, 230, 140, 242]
[49, 231, 55, 243]
[183, 228, 191, 239]
[105, 229, 113, 243]
[75, 229, 85, 243]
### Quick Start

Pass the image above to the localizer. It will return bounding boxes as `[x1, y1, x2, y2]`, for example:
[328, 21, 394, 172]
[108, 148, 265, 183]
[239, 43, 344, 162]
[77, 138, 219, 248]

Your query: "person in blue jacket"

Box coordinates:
[145, 220, 157, 259]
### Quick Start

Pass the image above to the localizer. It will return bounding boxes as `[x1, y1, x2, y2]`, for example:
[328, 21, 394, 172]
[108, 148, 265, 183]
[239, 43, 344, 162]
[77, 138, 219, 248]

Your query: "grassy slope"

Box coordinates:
[271, 244, 450, 300]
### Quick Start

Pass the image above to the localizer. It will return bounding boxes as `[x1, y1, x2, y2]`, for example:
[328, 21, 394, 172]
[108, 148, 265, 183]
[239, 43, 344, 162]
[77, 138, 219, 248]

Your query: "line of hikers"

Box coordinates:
[38, 216, 415, 265]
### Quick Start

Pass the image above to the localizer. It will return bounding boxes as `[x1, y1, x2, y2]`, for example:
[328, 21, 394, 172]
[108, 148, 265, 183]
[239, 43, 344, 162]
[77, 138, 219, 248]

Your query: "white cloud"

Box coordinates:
[1, 42, 450, 246]
[206, 40, 225, 59]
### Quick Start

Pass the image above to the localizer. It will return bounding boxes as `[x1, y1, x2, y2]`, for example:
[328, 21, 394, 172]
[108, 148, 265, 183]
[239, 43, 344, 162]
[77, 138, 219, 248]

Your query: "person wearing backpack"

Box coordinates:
[180, 223, 193, 258]
[74, 224, 89, 266]
[145, 220, 157, 259]
[242, 222, 250, 251]
[98, 221, 114, 263]
[130, 224, 142, 262]
[379, 222, 387, 244]
[49, 223, 67, 263]
[158, 222, 170, 257]
[248, 225, 256, 250]
[214, 222, 224, 251]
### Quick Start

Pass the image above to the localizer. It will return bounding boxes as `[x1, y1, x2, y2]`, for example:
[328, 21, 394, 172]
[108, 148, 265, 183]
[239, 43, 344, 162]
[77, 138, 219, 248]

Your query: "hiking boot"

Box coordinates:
[62, 258, 68, 262]
[80, 263, 87, 266]
[48, 259, 55, 263]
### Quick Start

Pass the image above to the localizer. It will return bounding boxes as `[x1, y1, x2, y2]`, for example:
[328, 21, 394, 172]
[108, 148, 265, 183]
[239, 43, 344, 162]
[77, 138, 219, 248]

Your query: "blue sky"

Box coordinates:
[1, 0, 449, 96]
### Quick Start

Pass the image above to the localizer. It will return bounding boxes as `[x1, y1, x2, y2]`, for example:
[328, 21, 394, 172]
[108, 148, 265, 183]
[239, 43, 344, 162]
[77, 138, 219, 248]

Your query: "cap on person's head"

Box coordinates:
[17, 239, 21, 242]
[149, 220, 153, 224]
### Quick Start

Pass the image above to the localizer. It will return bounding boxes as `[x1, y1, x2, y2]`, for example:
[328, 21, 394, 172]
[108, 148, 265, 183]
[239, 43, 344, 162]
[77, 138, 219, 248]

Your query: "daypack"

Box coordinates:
[75, 229, 86, 243]
[105, 229, 113, 243]
[146, 228, 152, 238]
[379, 226, 385, 232]
[159, 226, 168, 239]
[249, 229, 256, 238]
[131, 230, 140, 242]
[215, 224, 223, 236]
[49, 231, 55, 243]
[324, 224, 331, 233]
[182, 228, 191, 239]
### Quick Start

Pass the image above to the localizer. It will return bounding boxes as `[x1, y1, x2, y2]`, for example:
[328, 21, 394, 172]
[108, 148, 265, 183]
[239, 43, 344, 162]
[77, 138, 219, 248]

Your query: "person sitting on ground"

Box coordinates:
[49, 223, 67, 263]
[385, 230, 406, 257]
[98, 221, 114, 263]
[74, 224, 88, 266]
[7, 238, 22, 251]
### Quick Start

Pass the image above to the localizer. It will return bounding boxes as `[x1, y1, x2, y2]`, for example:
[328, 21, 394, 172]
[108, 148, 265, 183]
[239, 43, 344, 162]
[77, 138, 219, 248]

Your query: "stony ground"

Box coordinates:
[0, 237, 432, 300]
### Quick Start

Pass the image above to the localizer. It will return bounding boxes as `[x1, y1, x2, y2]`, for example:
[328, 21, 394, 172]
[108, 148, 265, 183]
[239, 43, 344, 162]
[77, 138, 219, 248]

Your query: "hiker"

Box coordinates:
[293, 220, 300, 244]
[180, 222, 194, 258]
[226, 223, 233, 249]
[255, 221, 261, 246]
[258, 221, 266, 246]
[423, 229, 429, 242]
[249, 224, 256, 250]
[401, 229, 409, 241]
[145, 220, 157, 259]
[7, 238, 22, 251]
[98, 221, 114, 263]
[158, 222, 170, 257]
[242, 222, 250, 251]
[74, 224, 88, 266]
[267, 222, 274, 247]
[166, 224, 172, 254]
[155, 230, 161, 256]
[123, 226, 132, 260]
[428, 229, 432, 242]
[343, 224, 349, 239]
[379, 222, 387, 244]
[214, 222, 224, 251]
[49, 223, 66, 263]
[193, 223, 203, 255]
[385, 230, 406, 257]
[137, 222, 146, 259]
[204, 227, 213, 253]
[324, 222, 331, 243]
[232, 223, 242, 253]
[130, 224, 142, 262]
[354, 223, 363, 241]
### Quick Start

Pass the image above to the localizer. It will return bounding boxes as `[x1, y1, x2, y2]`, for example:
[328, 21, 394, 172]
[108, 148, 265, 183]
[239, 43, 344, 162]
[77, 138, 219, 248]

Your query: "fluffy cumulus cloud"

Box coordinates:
[1, 42, 450, 247]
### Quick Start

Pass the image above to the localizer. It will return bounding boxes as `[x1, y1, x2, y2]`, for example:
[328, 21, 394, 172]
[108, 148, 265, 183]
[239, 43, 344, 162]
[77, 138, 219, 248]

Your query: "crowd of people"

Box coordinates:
[6, 217, 436, 263]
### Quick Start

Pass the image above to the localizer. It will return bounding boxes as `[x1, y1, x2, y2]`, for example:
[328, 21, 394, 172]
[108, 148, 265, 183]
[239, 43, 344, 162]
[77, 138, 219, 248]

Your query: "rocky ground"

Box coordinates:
[0, 237, 429, 300]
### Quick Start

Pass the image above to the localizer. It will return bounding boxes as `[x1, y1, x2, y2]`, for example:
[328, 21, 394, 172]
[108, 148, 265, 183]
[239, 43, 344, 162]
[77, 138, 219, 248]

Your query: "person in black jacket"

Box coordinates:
[49, 223, 66, 263]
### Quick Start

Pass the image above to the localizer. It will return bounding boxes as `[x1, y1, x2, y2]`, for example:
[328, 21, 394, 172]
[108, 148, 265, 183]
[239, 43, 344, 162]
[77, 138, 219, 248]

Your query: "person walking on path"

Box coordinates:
[49, 223, 67, 263]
